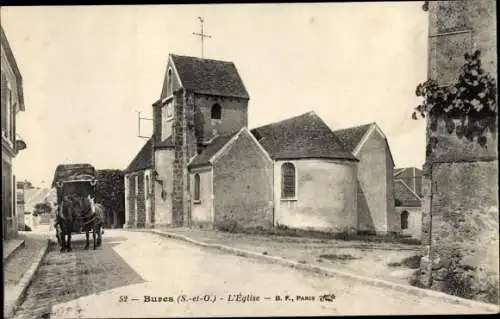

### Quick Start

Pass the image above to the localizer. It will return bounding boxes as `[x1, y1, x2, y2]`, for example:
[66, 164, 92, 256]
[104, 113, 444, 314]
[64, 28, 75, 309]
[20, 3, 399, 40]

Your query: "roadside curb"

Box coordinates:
[4, 238, 50, 319]
[3, 240, 26, 264]
[147, 229, 499, 313]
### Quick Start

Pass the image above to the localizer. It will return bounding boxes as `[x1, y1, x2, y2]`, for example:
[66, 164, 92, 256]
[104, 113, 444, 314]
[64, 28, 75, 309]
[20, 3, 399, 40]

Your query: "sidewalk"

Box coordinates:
[147, 228, 421, 285]
[4, 231, 51, 319]
[145, 227, 500, 313]
[3, 238, 25, 263]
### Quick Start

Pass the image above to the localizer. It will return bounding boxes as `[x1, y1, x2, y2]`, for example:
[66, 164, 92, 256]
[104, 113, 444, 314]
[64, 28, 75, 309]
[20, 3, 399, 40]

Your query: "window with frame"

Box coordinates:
[211, 104, 221, 120]
[281, 162, 296, 199]
[194, 174, 201, 202]
[401, 210, 409, 230]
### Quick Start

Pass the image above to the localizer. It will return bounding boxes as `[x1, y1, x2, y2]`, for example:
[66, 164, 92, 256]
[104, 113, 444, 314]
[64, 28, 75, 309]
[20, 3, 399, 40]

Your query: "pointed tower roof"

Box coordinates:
[162, 54, 249, 99]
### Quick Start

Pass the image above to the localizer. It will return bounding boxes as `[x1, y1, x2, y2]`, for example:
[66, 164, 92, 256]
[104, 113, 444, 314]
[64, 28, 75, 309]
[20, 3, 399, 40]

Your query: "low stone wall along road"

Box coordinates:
[11, 230, 496, 318]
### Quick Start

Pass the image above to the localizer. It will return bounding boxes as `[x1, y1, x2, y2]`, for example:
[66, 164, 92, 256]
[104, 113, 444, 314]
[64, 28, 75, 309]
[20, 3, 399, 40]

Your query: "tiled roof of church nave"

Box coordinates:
[169, 54, 250, 99]
[124, 137, 154, 173]
[188, 132, 240, 168]
[250, 111, 358, 161]
[332, 123, 373, 153]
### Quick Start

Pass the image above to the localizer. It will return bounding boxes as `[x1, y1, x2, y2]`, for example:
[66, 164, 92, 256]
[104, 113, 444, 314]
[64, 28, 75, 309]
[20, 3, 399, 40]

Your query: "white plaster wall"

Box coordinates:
[273, 159, 358, 233]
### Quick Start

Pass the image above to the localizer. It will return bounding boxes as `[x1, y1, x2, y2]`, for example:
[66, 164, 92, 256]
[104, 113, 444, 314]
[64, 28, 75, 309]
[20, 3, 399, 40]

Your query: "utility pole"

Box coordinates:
[192, 16, 212, 58]
[137, 111, 153, 139]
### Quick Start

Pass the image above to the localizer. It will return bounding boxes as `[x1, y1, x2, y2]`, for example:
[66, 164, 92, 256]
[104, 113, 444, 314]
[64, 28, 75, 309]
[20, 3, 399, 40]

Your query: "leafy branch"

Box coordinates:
[412, 50, 497, 152]
[33, 201, 52, 217]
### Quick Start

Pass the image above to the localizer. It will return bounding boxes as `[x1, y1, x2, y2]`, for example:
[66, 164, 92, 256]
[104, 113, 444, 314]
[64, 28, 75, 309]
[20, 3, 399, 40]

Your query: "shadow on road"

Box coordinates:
[12, 235, 145, 319]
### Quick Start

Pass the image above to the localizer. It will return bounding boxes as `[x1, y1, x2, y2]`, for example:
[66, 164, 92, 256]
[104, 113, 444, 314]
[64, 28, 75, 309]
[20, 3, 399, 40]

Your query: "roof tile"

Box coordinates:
[251, 112, 357, 161]
[124, 138, 153, 173]
[332, 123, 373, 152]
[170, 54, 249, 99]
[394, 180, 422, 207]
[188, 132, 239, 168]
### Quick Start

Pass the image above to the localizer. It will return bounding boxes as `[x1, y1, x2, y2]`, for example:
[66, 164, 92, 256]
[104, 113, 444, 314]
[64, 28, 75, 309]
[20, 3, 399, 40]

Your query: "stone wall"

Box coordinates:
[126, 174, 136, 227]
[136, 173, 145, 228]
[213, 129, 274, 229]
[428, 0, 497, 85]
[193, 94, 248, 143]
[171, 89, 197, 227]
[419, 2, 498, 303]
[428, 160, 498, 302]
[419, 115, 498, 303]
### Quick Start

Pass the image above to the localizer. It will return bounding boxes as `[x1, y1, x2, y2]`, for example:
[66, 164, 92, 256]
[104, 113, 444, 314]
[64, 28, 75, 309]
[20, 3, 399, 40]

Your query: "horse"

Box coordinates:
[79, 196, 104, 250]
[56, 195, 77, 252]
[55, 194, 104, 251]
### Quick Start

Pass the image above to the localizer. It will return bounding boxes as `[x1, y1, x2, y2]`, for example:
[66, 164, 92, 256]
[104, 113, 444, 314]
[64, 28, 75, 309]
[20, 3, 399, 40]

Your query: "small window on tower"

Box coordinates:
[167, 68, 173, 95]
[166, 101, 173, 119]
[211, 104, 222, 120]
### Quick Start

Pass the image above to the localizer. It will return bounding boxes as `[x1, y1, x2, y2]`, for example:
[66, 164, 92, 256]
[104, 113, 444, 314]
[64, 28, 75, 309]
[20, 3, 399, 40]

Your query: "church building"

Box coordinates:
[124, 54, 397, 235]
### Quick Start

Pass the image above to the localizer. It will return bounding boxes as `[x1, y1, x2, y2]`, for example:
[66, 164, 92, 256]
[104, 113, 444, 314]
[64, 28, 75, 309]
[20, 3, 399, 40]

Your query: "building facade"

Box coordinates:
[394, 167, 423, 240]
[1, 25, 27, 240]
[334, 123, 397, 235]
[124, 54, 396, 236]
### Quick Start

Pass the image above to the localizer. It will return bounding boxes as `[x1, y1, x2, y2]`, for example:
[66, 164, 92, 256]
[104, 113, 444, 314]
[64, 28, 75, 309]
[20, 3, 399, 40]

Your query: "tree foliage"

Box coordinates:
[413, 50, 497, 154]
[94, 169, 125, 220]
[33, 201, 52, 217]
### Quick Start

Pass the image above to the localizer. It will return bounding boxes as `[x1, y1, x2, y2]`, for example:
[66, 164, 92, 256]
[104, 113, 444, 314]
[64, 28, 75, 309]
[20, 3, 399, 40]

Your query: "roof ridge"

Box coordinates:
[170, 53, 235, 65]
[251, 110, 317, 131]
[332, 122, 374, 133]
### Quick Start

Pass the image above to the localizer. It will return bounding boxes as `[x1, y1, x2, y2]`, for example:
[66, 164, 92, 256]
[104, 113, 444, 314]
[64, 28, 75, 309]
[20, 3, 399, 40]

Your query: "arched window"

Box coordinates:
[167, 68, 173, 95]
[145, 175, 150, 198]
[401, 210, 409, 230]
[211, 104, 222, 120]
[281, 162, 296, 199]
[194, 174, 201, 202]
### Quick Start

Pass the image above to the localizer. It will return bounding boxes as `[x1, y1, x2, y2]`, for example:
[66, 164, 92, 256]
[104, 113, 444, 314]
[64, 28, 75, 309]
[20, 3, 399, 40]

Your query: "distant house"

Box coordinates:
[394, 167, 423, 239]
[16, 182, 25, 230]
[1, 25, 27, 240]
[333, 123, 397, 235]
[394, 167, 422, 197]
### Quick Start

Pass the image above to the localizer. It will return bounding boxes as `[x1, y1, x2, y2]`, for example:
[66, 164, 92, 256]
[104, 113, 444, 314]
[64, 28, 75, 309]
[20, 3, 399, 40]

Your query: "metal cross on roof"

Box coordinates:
[192, 17, 212, 58]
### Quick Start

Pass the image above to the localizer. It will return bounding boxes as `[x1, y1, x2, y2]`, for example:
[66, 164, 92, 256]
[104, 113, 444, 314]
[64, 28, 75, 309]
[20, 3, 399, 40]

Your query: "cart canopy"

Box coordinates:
[52, 164, 97, 204]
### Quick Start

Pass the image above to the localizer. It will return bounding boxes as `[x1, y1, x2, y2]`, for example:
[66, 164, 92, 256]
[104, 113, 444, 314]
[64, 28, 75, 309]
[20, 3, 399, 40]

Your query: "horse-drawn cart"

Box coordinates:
[52, 164, 104, 251]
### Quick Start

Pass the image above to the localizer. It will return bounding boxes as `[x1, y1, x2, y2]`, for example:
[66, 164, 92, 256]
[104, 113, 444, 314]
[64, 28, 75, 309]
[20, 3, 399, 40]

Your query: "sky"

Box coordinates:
[1, 3, 428, 187]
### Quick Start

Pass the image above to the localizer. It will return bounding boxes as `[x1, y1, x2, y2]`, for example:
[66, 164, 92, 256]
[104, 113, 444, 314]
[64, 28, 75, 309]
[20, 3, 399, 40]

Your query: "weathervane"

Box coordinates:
[192, 16, 212, 58]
